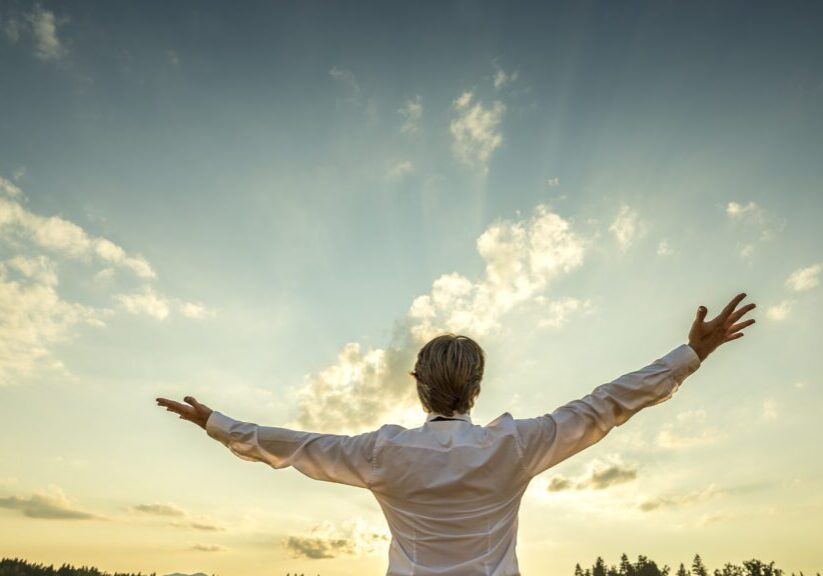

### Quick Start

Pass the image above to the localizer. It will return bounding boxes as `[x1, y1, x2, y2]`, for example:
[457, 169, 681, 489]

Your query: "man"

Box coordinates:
[157, 292, 756, 576]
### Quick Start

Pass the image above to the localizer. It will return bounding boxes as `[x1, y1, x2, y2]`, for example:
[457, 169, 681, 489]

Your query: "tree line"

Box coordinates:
[575, 553, 820, 576]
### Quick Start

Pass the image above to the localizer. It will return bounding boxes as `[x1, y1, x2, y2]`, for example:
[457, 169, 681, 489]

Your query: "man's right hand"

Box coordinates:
[688, 292, 757, 362]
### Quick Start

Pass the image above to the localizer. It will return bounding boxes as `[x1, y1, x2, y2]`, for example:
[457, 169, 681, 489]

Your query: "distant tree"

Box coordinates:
[693, 555, 709, 576]
[677, 563, 690, 576]
[714, 563, 745, 576]
[621, 554, 637, 576]
[742, 559, 783, 576]
[594, 557, 608, 576]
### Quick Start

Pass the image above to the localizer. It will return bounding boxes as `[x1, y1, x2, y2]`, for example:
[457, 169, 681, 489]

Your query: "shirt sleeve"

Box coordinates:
[205, 411, 380, 489]
[513, 343, 701, 478]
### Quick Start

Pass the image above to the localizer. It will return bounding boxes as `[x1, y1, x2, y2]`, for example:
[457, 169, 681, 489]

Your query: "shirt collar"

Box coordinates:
[425, 411, 473, 424]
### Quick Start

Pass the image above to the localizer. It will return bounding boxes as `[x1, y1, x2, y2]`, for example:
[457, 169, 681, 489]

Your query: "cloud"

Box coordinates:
[0, 255, 108, 385]
[386, 160, 414, 182]
[492, 59, 518, 90]
[2, 4, 66, 61]
[190, 543, 227, 552]
[282, 518, 389, 560]
[656, 239, 673, 256]
[546, 457, 638, 492]
[609, 204, 644, 251]
[116, 286, 171, 319]
[656, 409, 722, 449]
[765, 299, 793, 321]
[546, 177, 560, 188]
[0, 194, 155, 278]
[130, 503, 186, 517]
[329, 66, 359, 96]
[534, 295, 594, 328]
[0, 177, 211, 385]
[289, 203, 587, 433]
[0, 486, 102, 520]
[725, 200, 785, 257]
[450, 90, 505, 175]
[638, 484, 725, 512]
[785, 263, 821, 292]
[398, 95, 423, 134]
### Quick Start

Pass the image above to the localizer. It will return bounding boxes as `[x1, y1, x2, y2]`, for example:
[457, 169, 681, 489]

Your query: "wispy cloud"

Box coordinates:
[656, 239, 674, 256]
[0, 486, 102, 520]
[656, 409, 722, 449]
[450, 90, 505, 175]
[386, 160, 414, 182]
[492, 59, 518, 90]
[398, 95, 423, 135]
[609, 204, 644, 251]
[725, 200, 785, 258]
[190, 543, 227, 552]
[130, 502, 186, 517]
[289, 203, 587, 432]
[638, 484, 725, 512]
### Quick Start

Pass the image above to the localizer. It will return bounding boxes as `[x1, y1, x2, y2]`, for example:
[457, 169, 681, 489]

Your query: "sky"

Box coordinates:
[0, 0, 821, 575]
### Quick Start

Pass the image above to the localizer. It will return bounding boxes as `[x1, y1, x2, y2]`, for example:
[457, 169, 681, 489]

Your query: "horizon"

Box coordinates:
[0, 1, 821, 575]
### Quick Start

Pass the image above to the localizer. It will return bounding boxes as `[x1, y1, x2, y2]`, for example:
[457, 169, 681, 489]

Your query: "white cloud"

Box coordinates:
[386, 160, 413, 182]
[290, 204, 587, 432]
[0, 177, 210, 384]
[492, 59, 518, 90]
[398, 95, 423, 134]
[2, 5, 66, 61]
[535, 295, 594, 328]
[725, 200, 785, 258]
[0, 176, 23, 198]
[765, 299, 793, 321]
[450, 90, 505, 175]
[656, 239, 673, 256]
[115, 286, 170, 320]
[0, 256, 108, 385]
[28, 5, 64, 61]
[785, 263, 821, 292]
[0, 195, 155, 278]
[609, 204, 644, 251]
[178, 301, 213, 319]
[546, 177, 560, 188]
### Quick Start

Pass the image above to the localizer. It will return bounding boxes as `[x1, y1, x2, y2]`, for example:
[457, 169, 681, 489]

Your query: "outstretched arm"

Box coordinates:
[155, 396, 379, 489]
[514, 292, 757, 478]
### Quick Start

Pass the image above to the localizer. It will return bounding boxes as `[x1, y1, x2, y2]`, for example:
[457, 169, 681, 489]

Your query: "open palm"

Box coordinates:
[688, 292, 756, 361]
[156, 396, 213, 430]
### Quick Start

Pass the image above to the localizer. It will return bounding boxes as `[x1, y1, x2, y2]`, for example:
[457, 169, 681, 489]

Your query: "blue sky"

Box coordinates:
[1, 1, 821, 575]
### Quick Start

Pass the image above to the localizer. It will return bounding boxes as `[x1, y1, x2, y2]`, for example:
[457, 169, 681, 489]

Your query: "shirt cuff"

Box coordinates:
[664, 343, 702, 380]
[205, 410, 237, 444]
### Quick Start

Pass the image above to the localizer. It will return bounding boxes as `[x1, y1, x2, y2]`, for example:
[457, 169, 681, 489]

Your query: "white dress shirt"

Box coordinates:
[205, 343, 701, 575]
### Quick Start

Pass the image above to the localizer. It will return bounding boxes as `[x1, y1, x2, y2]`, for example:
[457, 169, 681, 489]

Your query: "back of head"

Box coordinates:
[410, 333, 485, 417]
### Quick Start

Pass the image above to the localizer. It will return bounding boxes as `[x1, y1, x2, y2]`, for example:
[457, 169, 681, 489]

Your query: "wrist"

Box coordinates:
[688, 342, 707, 362]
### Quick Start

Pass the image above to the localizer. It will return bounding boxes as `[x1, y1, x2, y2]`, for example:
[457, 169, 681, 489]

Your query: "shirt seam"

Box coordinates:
[507, 415, 531, 477]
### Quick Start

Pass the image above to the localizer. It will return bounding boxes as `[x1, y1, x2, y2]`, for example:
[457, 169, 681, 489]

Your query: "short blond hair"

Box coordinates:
[410, 333, 485, 417]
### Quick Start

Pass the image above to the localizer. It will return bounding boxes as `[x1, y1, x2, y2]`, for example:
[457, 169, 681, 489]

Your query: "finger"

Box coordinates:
[724, 331, 745, 343]
[695, 305, 708, 323]
[728, 318, 755, 334]
[720, 292, 747, 321]
[157, 399, 188, 412]
[726, 302, 756, 325]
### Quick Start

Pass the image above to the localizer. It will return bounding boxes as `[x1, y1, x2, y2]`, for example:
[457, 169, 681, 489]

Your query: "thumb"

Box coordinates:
[184, 396, 201, 408]
[695, 306, 707, 321]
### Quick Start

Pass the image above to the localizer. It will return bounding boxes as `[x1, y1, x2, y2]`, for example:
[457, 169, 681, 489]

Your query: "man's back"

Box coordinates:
[370, 413, 531, 575]
[204, 343, 702, 576]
